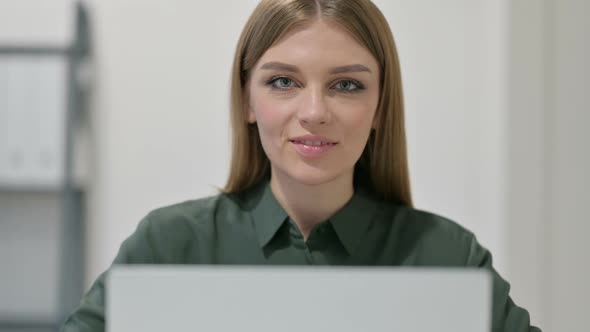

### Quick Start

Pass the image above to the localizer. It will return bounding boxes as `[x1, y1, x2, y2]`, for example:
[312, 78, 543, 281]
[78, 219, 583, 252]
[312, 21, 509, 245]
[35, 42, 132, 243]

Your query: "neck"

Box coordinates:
[269, 167, 354, 241]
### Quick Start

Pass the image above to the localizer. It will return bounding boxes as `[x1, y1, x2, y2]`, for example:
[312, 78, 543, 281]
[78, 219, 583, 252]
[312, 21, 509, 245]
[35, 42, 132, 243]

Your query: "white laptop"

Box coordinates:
[107, 266, 491, 332]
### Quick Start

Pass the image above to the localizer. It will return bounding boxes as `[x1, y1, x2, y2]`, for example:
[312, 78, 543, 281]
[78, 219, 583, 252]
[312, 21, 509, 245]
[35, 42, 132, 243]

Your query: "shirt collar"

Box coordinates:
[249, 178, 289, 248]
[248, 178, 380, 255]
[328, 185, 379, 255]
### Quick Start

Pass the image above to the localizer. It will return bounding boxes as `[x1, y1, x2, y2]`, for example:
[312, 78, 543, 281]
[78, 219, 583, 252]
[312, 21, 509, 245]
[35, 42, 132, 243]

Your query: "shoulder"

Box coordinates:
[377, 202, 479, 266]
[119, 191, 247, 263]
[145, 190, 246, 230]
[390, 204, 474, 241]
[147, 194, 220, 227]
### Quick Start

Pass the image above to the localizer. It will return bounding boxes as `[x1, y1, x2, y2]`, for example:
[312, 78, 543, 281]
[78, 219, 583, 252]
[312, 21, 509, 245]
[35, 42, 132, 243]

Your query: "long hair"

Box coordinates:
[223, 0, 412, 207]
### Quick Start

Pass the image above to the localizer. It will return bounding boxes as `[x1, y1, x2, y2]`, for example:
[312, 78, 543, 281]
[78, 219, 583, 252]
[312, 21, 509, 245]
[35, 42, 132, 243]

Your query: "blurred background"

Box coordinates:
[0, 0, 588, 331]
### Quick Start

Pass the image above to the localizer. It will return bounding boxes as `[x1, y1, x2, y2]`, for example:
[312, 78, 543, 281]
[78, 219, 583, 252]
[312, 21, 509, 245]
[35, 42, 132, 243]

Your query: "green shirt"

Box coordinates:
[61, 178, 541, 331]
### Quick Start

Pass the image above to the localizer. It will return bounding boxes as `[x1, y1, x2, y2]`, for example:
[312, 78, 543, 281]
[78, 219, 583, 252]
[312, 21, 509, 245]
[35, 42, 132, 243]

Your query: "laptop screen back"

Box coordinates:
[107, 266, 491, 332]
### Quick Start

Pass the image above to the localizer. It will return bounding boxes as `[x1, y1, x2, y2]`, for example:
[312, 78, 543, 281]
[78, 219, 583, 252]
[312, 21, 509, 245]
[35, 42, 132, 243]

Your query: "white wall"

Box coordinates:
[505, 1, 590, 330]
[505, 0, 547, 328]
[546, 0, 590, 330]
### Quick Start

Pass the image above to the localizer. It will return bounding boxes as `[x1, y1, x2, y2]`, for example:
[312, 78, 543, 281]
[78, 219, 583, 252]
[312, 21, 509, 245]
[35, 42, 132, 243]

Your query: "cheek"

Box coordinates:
[250, 93, 294, 151]
[254, 101, 288, 135]
[336, 102, 377, 162]
[340, 101, 377, 136]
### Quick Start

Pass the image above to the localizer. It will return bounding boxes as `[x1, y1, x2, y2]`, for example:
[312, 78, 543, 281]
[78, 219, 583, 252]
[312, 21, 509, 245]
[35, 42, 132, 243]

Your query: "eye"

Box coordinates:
[267, 76, 297, 90]
[333, 79, 364, 93]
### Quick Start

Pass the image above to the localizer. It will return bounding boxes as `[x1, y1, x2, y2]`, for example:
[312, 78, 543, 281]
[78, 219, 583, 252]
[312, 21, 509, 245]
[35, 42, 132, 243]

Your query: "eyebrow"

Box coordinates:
[259, 61, 372, 74]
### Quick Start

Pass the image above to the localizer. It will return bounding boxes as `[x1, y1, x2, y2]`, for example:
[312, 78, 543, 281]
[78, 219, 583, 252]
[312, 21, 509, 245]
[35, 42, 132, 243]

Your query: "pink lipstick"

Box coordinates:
[289, 135, 338, 158]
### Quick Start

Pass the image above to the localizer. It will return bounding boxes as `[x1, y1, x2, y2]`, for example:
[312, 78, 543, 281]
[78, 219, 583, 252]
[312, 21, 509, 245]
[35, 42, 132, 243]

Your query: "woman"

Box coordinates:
[62, 0, 541, 331]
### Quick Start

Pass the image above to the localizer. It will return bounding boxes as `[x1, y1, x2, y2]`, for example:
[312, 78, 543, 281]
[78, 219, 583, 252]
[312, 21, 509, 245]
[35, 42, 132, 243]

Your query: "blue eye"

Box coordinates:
[268, 77, 296, 90]
[334, 80, 363, 92]
[266, 76, 365, 93]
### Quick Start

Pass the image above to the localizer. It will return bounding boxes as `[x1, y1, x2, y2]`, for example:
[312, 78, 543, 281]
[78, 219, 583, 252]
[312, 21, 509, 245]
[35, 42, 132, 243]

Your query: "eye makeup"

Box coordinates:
[264, 75, 366, 94]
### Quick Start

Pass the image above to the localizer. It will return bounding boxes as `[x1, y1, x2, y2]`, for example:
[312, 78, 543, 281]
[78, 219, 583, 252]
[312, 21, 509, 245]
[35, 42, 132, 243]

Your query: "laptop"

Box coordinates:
[107, 266, 491, 332]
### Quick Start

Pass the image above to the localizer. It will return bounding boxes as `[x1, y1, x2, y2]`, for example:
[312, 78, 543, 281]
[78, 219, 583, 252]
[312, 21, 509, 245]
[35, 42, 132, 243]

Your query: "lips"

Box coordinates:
[289, 135, 338, 158]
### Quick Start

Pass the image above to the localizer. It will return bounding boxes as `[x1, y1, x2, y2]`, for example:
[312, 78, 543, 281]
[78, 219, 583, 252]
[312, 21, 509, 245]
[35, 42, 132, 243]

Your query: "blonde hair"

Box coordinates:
[223, 0, 412, 207]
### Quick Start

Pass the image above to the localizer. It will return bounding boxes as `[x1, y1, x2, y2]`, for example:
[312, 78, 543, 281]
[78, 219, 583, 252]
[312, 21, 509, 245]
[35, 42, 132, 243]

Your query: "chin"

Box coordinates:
[282, 163, 349, 187]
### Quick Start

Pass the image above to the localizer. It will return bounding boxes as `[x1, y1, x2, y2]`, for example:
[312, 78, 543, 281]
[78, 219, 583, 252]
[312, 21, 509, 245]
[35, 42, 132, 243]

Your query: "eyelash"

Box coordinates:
[265, 76, 366, 94]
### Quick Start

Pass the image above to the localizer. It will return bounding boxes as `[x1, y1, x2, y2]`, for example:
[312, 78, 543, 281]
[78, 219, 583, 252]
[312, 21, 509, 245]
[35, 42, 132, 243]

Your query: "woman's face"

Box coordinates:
[246, 19, 380, 186]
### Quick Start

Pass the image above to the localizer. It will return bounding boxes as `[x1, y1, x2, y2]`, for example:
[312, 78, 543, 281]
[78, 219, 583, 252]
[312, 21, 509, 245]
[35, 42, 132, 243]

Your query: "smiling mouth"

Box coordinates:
[289, 140, 338, 158]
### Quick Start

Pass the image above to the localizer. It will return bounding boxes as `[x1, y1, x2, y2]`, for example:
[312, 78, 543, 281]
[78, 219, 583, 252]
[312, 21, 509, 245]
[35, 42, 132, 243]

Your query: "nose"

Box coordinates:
[297, 86, 331, 126]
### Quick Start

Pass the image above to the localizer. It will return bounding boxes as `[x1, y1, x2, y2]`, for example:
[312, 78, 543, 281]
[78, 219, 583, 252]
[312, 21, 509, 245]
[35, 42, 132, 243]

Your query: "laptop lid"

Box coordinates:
[107, 266, 491, 332]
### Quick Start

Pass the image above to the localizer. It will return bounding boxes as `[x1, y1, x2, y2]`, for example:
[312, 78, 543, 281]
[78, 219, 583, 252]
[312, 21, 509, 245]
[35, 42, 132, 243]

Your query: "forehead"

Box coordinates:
[254, 19, 379, 73]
